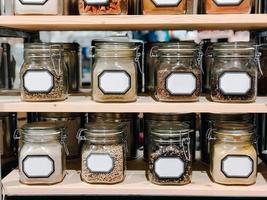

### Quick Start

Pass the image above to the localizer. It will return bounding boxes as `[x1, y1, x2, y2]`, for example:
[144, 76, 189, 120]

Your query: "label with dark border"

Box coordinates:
[19, 0, 49, 5]
[151, 0, 182, 7]
[98, 70, 131, 95]
[87, 153, 114, 173]
[84, 0, 109, 5]
[213, 0, 243, 6]
[154, 157, 185, 179]
[165, 72, 197, 96]
[22, 155, 55, 178]
[221, 155, 254, 178]
[23, 69, 54, 94]
[218, 71, 252, 95]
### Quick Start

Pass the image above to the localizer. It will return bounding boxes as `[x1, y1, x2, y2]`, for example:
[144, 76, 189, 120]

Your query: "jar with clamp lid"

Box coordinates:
[210, 42, 261, 103]
[209, 123, 257, 185]
[14, 122, 68, 185]
[147, 122, 193, 185]
[77, 122, 126, 184]
[92, 42, 139, 103]
[20, 43, 68, 102]
[151, 42, 202, 102]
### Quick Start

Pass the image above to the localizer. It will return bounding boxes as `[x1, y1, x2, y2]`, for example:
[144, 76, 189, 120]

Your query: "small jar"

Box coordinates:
[20, 43, 68, 102]
[209, 123, 257, 185]
[204, 0, 252, 14]
[151, 43, 202, 102]
[143, 0, 187, 15]
[210, 42, 260, 103]
[15, 122, 67, 185]
[78, 122, 126, 184]
[147, 123, 193, 185]
[79, 0, 128, 15]
[92, 42, 138, 103]
[14, 0, 63, 15]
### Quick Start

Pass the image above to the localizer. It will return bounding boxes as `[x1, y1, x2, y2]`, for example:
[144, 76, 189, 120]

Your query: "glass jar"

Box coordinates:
[204, 0, 252, 14]
[200, 113, 253, 164]
[144, 113, 196, 161]
[78, 122, 126, 184]
[147, 123, 193, 185]
[14, 122, 67, 185]
[14, 0, 63, 15]
[92, 42, 138, 103]
[88, 113, 139, 160]
[79, 0, 128, 15]
[210, 42, 260, 103]
[152, 43, 202, 102]
[20, 43, 68, 102]
[209, 123, 257, 185]
[143, 0, 187, 14]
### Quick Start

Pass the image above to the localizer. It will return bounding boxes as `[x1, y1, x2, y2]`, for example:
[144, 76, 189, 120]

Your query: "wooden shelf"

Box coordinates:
[0, 95, 266, 113]
[0, 15, 267, 31]
[2, 169, 267, 197]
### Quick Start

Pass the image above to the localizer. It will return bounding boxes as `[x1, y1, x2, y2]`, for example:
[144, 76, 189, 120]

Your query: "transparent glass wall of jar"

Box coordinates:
[78, 122, 126, 184]
[210, 42, 259, 103]
[146, 122, 193, 185]
[209, 123, 257, 185]
[14, 0, 63, 15]
[79, 0, 128, 15]
[14, 122, 67, 185]
[92, 42, 138, 103]
[152, 42, 202, 102]
[143, 0, 187, 14]
[20, 43, 68, 102]
[204, 0, 252, 14]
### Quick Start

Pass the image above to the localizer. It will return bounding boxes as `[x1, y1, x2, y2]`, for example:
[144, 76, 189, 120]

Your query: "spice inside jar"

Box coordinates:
[78, 122, 126, 184]
[209, 123, 257, 185]
[204, 0, 252, 14]
[147, 122, 193, 185]
[15, 122, 67, 185]
[79, 0, 128, 15]
[143, 0, 187, 14]
[152, 43, 202, 102]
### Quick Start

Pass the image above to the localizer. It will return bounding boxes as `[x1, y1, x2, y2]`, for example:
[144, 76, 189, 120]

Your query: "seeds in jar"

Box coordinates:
[81, 144, 125, 184]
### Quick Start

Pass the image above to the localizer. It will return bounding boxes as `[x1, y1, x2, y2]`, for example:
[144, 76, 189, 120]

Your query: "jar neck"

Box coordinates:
[22, 135, 61, 143]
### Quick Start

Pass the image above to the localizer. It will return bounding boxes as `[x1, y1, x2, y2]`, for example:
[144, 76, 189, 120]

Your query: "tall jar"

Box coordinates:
[210, 42, 260, 103]
[88, 113, 139, 160]
[209, 123, 257, 185]
[78, 122, 126, 184]
[14, 122, 67, 185]
[152, 43, 202, 102]
[92, 42, 138, 103]
[20, 43, 68, 102]
[143, 0, 187, 14]
[147, 123, 193, 185]
[79, 0, 128, 15]
[204, 0, 252, 14]
[14, 0, 63, 15]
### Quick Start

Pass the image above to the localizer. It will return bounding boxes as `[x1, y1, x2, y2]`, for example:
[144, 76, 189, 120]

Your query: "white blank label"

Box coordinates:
[221, 155, 253, 178]
[19, 0, 48, 4]
[213, 0, 243, 5]
[98, 71, 131, 94]
[23, 70, 54, 93]
[152, 0, 182, 6]
[87, 154, 114, 173]
[219, 72, 251, 95]
[154, 157, 185, 178]
[84, 0, 109, 4]
[23, 155, 54, 178]
[166, 72, 197, 95]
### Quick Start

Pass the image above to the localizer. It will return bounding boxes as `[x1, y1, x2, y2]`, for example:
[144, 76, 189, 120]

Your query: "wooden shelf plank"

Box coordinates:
[0, 96, 266, 113]
[2, 169, 267, 197]
[0, 15, 267, 31]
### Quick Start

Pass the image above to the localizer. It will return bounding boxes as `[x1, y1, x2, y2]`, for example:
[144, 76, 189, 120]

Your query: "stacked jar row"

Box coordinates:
[14, 112, 262, 186]
[20, 42, 261, 103]
[0, 0, 257, 15]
